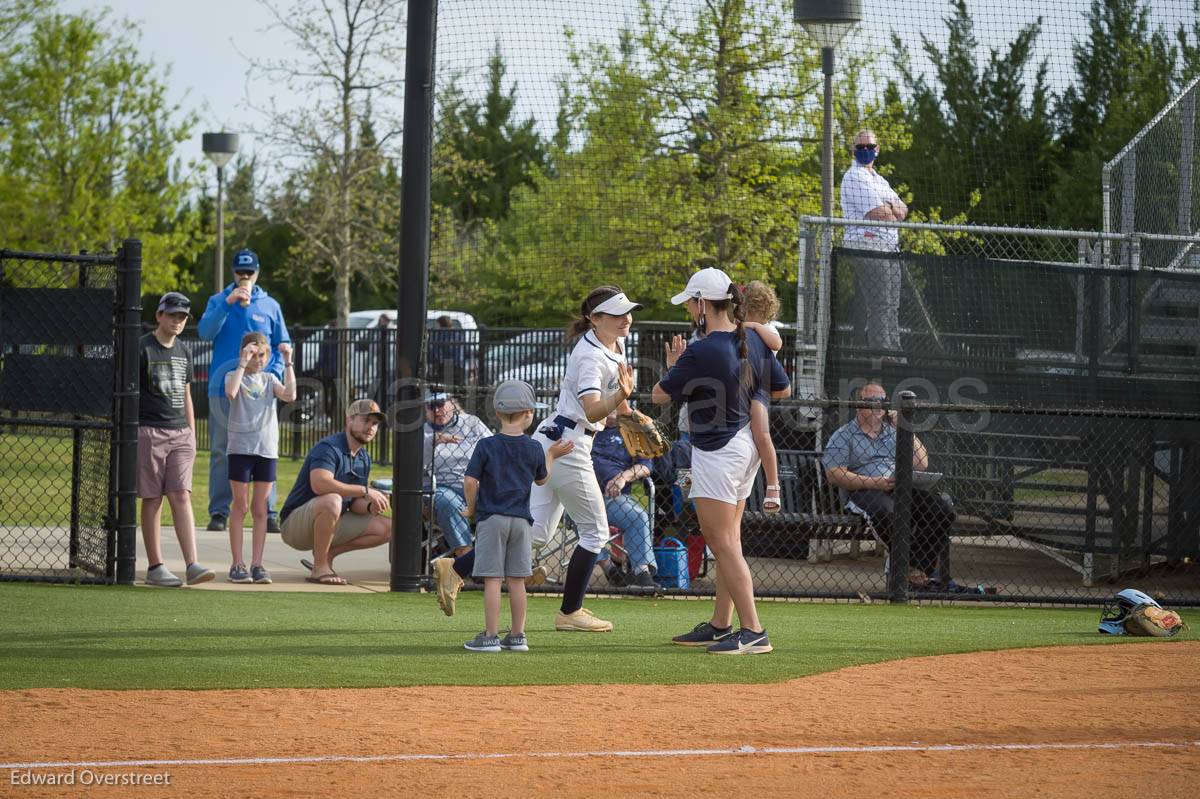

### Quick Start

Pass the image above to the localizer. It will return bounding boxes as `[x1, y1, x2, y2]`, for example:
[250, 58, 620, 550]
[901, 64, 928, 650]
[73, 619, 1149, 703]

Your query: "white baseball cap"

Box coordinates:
[670, 267, 733, 305]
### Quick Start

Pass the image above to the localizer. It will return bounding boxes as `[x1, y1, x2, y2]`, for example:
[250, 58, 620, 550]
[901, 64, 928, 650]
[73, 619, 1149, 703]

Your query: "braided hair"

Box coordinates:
[565, 285, 625, 343]
[705, 283, 753, 392]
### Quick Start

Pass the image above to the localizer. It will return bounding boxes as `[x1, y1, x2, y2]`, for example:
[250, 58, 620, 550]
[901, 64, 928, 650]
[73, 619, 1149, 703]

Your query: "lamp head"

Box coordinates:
[794, 0, 862, 49]
[202, 132, 240, 168]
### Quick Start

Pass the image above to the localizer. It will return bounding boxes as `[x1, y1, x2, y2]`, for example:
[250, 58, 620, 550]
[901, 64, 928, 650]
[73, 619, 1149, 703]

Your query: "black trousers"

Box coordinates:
[847, 488, 956, 579]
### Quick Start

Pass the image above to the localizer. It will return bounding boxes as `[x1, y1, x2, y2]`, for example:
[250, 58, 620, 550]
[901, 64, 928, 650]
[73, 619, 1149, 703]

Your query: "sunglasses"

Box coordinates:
[855, 143, 878, 151]
[863, 395, 889, 404]
[426, 401, 447, 411]
[234, 270, 256, 279]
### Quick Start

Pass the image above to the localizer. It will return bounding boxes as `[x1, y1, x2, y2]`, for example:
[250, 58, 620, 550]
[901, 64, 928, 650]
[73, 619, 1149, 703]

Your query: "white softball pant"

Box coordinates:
[530, 425, 610, 554]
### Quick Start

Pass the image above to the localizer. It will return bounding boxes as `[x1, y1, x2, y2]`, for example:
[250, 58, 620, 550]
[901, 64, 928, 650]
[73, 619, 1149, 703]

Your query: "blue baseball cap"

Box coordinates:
[232, 249, 260, 274]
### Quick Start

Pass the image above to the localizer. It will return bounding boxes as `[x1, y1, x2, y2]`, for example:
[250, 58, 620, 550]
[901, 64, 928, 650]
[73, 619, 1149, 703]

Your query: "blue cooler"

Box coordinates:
[654, 537, 690, 589]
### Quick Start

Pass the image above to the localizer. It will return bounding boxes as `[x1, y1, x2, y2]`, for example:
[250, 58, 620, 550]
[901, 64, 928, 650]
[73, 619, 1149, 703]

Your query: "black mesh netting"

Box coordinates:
[0, 252, 118, 581]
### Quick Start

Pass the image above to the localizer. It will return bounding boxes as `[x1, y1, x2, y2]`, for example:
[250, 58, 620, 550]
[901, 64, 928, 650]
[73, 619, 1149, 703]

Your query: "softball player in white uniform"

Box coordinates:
[532, 286, 641, 632]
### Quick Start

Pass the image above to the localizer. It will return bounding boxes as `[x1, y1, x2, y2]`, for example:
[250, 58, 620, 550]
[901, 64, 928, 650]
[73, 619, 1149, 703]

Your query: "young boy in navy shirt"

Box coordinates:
[461, 380, 573, 652]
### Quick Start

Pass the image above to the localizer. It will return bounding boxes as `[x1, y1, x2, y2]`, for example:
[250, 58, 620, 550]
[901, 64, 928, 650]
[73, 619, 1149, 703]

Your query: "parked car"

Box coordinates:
[297, 308, 480, 390]
[485, 329, 642, 392]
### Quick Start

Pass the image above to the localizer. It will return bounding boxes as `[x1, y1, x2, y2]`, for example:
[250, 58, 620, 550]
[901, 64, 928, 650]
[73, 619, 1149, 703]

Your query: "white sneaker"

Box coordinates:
[146, 565, 182, 587]
[555, 607, 613, 632]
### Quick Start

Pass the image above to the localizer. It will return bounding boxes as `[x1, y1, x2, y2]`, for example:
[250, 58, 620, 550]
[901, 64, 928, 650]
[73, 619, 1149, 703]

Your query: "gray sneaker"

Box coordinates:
[228, 563, 251, 583]
[500, 632, 529, 652]
[251, 565, 272, 584]
[464, 632, 502, 652]
[146, 565, 182, 587]
[186, 563, 216, 585]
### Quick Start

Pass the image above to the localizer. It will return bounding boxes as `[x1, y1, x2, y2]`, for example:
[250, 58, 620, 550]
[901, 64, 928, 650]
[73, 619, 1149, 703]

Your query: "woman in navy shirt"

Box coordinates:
[652, 268, 790, 655]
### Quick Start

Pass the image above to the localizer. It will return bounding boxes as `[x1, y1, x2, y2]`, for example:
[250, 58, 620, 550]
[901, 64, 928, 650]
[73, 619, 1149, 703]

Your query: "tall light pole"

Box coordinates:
[202, 132, 240, 294]
[794, 1, 861, 219]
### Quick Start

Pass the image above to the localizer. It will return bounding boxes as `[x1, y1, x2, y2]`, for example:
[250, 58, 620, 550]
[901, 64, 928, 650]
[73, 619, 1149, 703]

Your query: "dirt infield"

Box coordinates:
[2, 641, 1197, 798]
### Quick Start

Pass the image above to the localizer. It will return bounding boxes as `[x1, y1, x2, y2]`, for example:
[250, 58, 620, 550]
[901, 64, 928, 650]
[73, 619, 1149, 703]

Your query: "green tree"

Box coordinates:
[251, 0, 405, 328]
[1178, 1, 1200, 82]
[477, 0, 901, 324]
[432, 44, 547, 225]
[0, 7, 202, 291]
[1051, 0, 1178, 231]
[889, 0, 1057, 233]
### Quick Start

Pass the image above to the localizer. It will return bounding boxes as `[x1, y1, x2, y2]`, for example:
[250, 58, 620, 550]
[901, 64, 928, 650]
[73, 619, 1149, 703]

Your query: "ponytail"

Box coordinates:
[565, 315, 591, 343]
[729, 284, 753, 392]
[564, 284, 624, 343]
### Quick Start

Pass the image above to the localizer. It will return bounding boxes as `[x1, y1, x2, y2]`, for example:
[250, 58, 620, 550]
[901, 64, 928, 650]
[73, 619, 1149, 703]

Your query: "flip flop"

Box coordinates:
[300, 558, 314, 571]
[305, 571, 347, 586]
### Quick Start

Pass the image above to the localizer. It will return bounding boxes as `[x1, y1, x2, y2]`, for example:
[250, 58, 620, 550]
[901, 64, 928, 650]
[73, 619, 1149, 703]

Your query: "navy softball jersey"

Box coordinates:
[658, 329, 789, 451]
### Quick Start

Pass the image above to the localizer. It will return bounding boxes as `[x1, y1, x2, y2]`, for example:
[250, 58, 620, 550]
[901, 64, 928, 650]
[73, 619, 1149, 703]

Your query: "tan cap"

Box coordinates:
[346, 398, 386, 422]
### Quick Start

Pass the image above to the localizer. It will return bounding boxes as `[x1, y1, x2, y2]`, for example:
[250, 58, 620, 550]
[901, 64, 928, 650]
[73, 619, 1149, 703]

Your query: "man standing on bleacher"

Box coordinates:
[822, 382, 958, 591]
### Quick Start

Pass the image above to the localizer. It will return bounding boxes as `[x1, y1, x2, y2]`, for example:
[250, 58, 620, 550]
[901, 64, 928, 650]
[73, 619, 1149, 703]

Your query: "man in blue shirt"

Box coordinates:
[822, 382, 955, 589]
[279, 399, 392, 585]
[198, 249, 291, 533]
[590, 413, 659, 593]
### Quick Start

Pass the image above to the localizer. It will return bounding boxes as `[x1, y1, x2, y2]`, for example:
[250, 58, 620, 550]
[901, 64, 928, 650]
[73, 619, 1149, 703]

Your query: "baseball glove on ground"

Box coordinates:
[618, 411, 669, 459]
[1123, 603, 1188, 637]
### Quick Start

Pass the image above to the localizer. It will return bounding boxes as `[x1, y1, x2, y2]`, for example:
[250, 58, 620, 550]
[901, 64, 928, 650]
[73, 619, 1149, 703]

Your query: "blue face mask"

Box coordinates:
[854, 146, 878, 166]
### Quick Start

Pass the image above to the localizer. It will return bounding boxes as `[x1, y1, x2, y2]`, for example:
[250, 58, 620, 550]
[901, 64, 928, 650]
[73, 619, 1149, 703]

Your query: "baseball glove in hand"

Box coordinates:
[1124, 604, 1188, 637]
[618, 411, 669, 459]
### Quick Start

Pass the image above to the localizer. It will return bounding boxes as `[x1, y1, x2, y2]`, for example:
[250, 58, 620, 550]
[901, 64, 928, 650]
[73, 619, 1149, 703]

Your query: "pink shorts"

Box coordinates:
[137, 426, 195, 499]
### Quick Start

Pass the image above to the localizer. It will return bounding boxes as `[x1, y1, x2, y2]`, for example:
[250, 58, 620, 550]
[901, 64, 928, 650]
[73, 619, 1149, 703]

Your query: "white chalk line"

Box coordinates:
[4, 740, 1199, 771]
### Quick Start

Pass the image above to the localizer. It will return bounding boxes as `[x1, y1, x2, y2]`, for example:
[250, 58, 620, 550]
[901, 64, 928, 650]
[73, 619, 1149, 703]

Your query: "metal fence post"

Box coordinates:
[378, 326, 391, 466]
[114, 239, 141, 585]
[888, 390, 915, 603]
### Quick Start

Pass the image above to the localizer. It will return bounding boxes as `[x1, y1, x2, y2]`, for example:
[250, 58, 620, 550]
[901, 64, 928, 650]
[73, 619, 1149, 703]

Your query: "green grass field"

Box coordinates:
[0, 433, 304, 527]
[1, 583, 1184, 691]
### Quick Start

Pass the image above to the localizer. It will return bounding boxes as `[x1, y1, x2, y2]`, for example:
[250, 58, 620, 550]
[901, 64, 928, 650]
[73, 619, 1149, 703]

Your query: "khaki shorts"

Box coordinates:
[137, 426, 195, 499]
[279, 496, 372, 551]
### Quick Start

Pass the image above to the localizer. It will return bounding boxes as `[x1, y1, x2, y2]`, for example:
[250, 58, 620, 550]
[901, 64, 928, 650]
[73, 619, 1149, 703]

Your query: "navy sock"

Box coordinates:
[452, 549, 475, 579]
[560, 546, 600, 615]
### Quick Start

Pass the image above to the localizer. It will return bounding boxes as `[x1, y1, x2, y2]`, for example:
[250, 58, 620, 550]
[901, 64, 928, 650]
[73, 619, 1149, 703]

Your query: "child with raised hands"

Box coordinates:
[224, 332, 296, 583]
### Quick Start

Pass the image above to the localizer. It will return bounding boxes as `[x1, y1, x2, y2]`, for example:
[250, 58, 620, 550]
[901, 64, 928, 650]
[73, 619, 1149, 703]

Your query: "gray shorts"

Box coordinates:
[472, 515, 533, 578]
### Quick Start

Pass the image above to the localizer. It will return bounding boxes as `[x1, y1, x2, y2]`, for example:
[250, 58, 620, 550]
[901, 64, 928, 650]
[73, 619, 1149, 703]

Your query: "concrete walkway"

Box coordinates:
[139, 526, 396, 593]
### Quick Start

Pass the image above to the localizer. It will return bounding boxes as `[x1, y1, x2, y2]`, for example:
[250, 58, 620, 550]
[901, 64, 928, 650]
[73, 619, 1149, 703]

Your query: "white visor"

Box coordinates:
[591, 292, 642, 316]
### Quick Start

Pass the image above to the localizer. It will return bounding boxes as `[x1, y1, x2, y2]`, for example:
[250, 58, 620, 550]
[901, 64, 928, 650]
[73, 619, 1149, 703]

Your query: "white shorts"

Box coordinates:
[689, 425, 760, 505]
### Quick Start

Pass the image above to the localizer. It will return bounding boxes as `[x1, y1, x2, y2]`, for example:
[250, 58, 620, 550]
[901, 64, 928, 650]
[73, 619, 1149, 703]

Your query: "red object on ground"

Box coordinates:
[687, 533, 705, 579]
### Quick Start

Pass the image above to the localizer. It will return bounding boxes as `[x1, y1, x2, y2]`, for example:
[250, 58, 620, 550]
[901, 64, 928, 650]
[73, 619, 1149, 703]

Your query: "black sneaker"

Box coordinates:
[605, 564, 629, 587]
[631, 569, 662, 596]
[206, 515, 227, 532]
[707, 627, 773, 655]
[266, 515, 281, 534]
[671, 621, 733, 647]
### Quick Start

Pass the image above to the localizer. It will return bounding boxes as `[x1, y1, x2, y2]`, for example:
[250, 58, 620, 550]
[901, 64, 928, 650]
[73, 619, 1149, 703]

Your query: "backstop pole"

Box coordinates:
[392, 0, 437, 592]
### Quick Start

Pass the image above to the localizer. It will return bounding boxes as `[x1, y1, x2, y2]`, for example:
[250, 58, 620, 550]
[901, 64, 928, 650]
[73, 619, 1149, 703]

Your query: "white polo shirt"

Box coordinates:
[553, 329, 625, 433]
[840, 163, 902, 251]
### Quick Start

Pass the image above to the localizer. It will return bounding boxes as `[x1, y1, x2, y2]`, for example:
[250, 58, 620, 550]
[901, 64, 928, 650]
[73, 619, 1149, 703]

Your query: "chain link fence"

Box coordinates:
[390, 383, 1200, 605]
[1104, 75, 1200, 271]
[0, 245, 141, 584]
